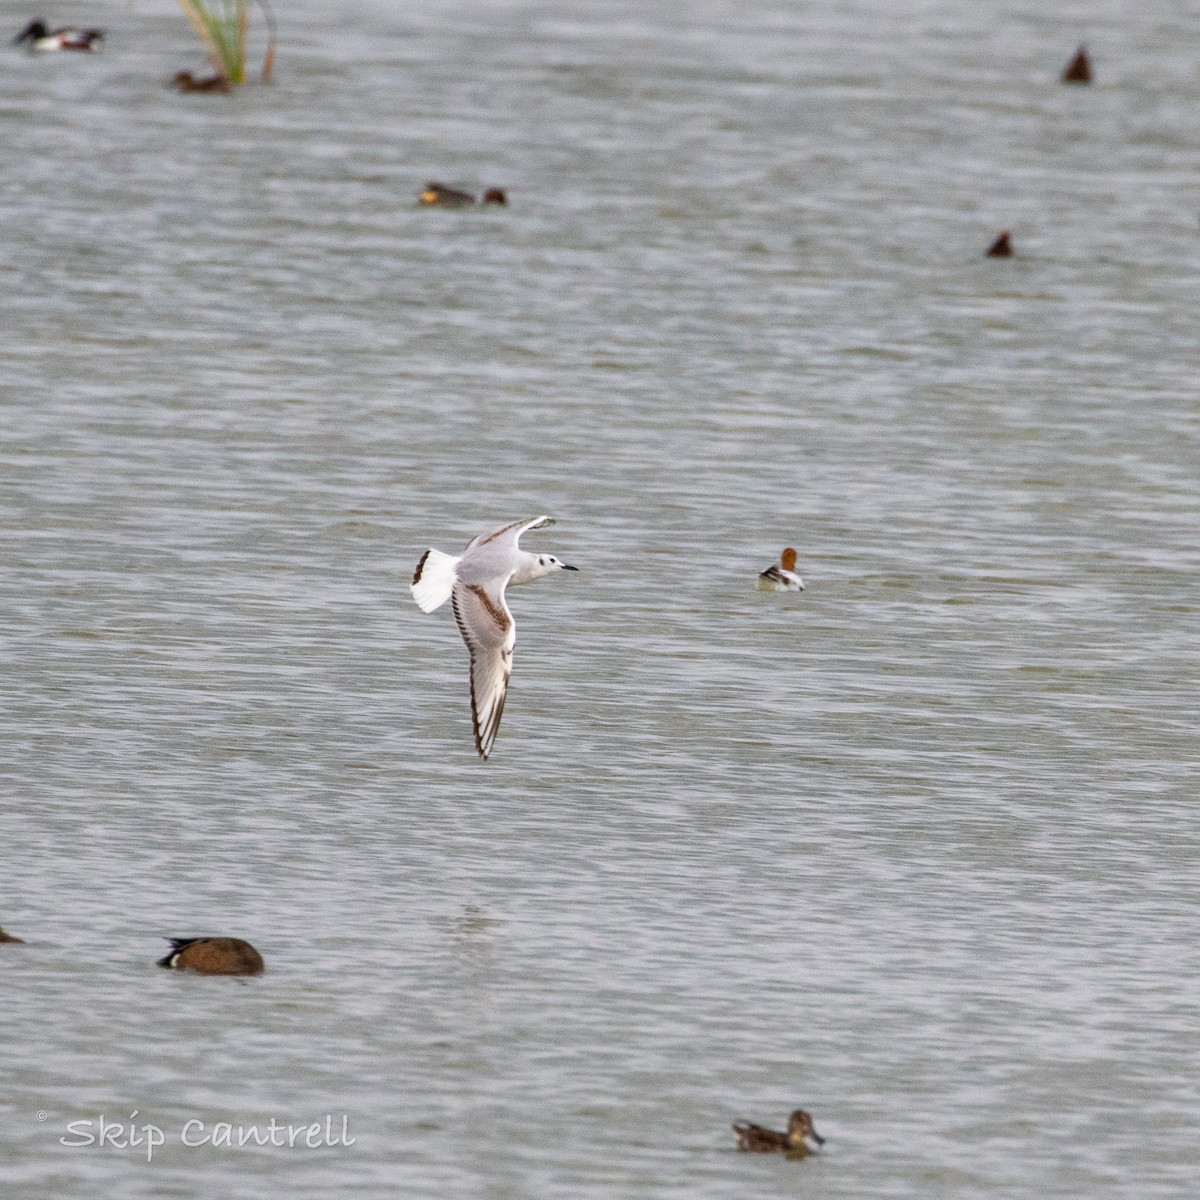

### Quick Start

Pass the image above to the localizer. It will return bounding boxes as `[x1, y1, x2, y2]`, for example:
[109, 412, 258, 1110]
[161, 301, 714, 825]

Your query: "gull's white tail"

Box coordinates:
[411, 548, 460, 612]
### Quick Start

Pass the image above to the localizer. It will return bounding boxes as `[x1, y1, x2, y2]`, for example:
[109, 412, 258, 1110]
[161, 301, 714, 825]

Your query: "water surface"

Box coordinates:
[2, 1, 1198, 1196]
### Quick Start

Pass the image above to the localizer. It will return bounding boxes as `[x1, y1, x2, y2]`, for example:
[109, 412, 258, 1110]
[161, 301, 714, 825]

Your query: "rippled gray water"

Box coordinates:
[2, 0, 1198, 1196]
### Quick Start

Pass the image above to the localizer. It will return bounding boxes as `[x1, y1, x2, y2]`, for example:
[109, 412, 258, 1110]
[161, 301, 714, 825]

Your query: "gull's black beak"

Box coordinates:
[562, 564, 580, 571]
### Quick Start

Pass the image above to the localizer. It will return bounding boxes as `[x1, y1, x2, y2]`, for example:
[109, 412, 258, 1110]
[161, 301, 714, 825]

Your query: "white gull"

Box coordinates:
[411, 515, 578, 759]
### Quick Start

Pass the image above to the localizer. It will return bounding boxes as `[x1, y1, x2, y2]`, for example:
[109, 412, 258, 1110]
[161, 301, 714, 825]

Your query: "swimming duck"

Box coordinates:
[986, 230, 1013, 257]
[757, 547, 805, 592]
[733, 1108, 825, 1154]
[172, 70, 231, 93]
[419, 182, 476, 207]
[418, 182, 507, 207]
[1062, 45, 1092, 84]
[0, 926, 26, 944]
[158, 937, 264, 975]
[13, 20, 103, 51]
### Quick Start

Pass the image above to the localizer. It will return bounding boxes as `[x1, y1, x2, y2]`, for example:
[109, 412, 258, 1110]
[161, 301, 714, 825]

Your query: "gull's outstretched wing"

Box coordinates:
[463, 515, 554, 554]
[451, 578, 517, 759]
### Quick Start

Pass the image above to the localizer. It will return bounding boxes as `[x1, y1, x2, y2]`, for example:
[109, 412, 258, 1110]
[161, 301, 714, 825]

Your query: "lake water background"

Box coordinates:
[1, 0, 1198, 1196]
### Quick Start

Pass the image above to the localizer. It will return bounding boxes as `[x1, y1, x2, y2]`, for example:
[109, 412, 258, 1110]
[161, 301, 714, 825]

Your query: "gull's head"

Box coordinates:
[533, 554, 579, 579]
[780, 547, 798, 572]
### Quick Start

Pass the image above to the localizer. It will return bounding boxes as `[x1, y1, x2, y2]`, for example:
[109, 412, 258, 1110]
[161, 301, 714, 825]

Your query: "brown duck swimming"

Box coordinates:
[986, 230, 1014, 258]
[158, 937, 264, 975]
[1062, 45, 1092, 84]
[733, 1108, 825, 1154]
[418, 182, 507, 207]
[172, 70, 232, 93]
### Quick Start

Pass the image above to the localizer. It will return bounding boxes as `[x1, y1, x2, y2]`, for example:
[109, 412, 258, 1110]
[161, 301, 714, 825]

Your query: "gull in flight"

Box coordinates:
[757, 547, 805, 592]
[411, 516, 578, 759]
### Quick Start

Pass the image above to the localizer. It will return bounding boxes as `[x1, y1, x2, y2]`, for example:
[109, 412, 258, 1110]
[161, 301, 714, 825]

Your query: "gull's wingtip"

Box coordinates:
[470, 680, 506, 760]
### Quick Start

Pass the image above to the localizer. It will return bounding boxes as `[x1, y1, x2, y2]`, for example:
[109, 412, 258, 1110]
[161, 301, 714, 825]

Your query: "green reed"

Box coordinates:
[177, 0, 276, 85]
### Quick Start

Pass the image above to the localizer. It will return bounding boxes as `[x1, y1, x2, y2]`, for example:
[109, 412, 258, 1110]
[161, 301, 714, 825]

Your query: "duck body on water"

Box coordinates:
[158, 937, 264, 975]
[757, 547, 805, 591]
[1062, 44, 1092, 83]
[986, 230, 1014, 257]
[733, 1108, 825, 1155]
[417, 182, 507, 207]
[172, 70, 231, 93]
[13, 20, 103, 51]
